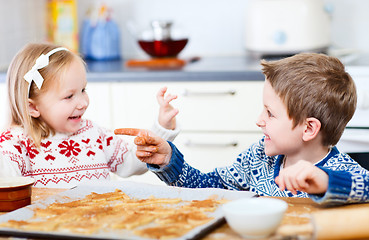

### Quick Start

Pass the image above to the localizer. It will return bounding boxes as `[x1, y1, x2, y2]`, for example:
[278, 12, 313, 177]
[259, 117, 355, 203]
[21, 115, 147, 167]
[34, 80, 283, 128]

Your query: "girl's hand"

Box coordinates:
[157, 87, 179, 130]
[114, 128, 172, 166]
[275, 160, 329, 195]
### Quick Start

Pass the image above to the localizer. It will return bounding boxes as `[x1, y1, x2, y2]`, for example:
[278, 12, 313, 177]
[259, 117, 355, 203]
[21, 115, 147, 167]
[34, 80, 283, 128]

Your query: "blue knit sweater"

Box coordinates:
[148, 138, 368, 199]
[310, 167, 369, 205]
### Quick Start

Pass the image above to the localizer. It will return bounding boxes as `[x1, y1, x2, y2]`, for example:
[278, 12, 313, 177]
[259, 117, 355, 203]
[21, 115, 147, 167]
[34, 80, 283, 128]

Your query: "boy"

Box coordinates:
[275, 160, 369, 205]
[115, 53, 368, 197]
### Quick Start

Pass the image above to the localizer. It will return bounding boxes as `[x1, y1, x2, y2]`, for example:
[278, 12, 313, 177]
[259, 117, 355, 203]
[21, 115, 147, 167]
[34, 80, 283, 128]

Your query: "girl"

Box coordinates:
[0, 43, 179, 188]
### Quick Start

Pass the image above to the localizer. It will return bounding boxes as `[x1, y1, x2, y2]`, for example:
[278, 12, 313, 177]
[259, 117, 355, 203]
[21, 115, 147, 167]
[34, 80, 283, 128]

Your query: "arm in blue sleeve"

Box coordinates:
[310, 167, 369, 206]
[147, 141, 225, 188]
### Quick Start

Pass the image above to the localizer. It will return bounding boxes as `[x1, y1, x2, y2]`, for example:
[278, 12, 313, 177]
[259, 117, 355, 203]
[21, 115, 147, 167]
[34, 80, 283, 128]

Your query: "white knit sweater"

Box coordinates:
[0, 119, 179, 188]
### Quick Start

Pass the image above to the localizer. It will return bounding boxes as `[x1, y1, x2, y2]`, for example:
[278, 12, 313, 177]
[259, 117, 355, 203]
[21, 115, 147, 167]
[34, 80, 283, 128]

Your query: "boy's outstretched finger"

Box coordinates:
[114, 128, 160, 146]
[114, 128, 142, 136]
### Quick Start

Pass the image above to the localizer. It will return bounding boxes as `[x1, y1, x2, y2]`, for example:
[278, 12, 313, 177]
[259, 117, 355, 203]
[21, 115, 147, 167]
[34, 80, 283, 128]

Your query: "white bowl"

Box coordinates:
[222, 197, 288, 238]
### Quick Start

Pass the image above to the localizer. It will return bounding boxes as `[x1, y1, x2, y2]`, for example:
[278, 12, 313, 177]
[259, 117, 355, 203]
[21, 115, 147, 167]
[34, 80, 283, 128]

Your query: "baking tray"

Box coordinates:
[0, 180, 256, 240]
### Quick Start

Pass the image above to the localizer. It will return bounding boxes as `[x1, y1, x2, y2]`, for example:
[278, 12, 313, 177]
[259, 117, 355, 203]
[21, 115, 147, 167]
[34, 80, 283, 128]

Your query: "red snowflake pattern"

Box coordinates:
[58, 140, 81, 157]
[19, 139, 39, 159]
[0, 130, 12, 143]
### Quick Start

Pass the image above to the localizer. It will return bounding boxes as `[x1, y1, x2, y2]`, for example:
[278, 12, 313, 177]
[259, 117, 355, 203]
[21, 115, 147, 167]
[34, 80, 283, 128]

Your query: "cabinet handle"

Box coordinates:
[184, 140, 238, 148]
[182, 89, 236, 96]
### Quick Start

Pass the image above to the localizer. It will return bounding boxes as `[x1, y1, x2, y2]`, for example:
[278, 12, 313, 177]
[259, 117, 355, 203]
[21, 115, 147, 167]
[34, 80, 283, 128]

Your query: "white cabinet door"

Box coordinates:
[110, 82, 162, 130]
[84, 82, 113, 130]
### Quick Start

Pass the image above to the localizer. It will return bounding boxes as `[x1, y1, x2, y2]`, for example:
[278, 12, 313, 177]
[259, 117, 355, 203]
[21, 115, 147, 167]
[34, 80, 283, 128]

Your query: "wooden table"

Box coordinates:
[0, 187, 367, 240]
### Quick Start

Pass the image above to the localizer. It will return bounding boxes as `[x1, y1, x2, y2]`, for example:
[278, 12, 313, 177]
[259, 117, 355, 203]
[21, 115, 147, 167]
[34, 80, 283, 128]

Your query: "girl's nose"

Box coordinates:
[77, 95, 89, 109]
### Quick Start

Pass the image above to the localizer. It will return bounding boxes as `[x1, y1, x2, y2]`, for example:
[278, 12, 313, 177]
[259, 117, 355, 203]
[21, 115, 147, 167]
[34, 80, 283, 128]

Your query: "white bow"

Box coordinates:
[24, 47, 69, 96]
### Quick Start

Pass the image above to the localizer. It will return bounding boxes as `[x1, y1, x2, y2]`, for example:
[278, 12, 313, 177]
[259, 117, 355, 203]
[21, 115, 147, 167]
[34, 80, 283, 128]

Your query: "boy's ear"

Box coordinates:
[28, 99, 40, 118]
[302, 117, 321, 142]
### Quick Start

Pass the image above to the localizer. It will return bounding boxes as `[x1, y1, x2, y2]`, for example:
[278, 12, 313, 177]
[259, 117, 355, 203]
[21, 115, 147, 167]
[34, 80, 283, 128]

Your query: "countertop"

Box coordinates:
[1, 54, 369, 83]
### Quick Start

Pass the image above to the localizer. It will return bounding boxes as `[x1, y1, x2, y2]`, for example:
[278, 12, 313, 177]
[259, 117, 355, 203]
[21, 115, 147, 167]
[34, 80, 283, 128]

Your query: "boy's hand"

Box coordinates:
[114, 128, 172, 166]
[275, 160, 329, 195]
[157, 87, 179, 130]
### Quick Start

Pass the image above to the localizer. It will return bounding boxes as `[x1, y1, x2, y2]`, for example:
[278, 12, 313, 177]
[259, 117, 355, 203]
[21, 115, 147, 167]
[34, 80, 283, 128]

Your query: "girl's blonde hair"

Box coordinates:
[6, 42, 82, 146]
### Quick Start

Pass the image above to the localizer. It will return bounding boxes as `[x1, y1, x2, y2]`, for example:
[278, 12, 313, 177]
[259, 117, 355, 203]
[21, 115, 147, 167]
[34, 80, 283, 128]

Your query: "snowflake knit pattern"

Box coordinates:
[0, 119, 146, 188]
[151, 138, 368, 198]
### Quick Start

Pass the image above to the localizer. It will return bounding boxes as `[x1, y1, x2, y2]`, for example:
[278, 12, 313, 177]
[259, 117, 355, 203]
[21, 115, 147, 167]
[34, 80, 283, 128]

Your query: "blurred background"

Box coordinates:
[0, 0, 368, 70]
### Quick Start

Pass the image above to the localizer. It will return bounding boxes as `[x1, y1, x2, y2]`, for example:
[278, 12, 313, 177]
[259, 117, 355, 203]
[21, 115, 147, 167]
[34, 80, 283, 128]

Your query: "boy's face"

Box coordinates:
[256, 80, 305, 157]
[33, 58, 89, 134]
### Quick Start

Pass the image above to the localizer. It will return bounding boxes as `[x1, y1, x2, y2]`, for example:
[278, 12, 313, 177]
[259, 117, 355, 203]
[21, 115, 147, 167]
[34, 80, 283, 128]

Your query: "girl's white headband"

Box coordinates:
[24, 47, 69, 96]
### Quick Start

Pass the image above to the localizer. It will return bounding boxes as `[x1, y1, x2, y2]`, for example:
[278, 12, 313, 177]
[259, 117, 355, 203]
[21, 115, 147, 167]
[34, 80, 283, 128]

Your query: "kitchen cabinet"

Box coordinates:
[108, 81, 264, 184]
[110, 81, 264, 131]
[83, 82, 113, 131]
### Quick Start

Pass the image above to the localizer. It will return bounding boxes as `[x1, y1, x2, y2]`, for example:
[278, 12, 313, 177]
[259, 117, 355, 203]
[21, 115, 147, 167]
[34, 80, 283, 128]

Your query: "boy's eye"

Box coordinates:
[66, 94, 73, 99]
[82, 88, 87, 93]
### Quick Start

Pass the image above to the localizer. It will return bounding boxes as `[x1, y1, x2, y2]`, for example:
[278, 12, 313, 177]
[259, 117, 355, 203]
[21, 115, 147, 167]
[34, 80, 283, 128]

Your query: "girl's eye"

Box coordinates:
[82, 88, 87, 93]
[267, 110, 274, 118]
[66, 94, 73, 99]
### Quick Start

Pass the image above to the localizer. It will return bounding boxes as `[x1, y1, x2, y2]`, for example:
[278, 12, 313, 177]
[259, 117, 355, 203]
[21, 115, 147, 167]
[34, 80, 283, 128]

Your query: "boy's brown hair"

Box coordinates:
[261, 53, 356, 147]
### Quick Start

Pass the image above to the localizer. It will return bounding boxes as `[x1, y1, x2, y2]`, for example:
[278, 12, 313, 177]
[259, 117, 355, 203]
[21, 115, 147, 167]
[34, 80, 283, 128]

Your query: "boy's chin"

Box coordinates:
[264, 149, 279, 157]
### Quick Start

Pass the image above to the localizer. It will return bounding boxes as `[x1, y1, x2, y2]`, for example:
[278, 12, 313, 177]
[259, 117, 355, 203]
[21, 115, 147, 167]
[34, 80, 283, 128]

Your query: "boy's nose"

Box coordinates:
[256, 120, 265, 128]
[256, 114, 265, 128]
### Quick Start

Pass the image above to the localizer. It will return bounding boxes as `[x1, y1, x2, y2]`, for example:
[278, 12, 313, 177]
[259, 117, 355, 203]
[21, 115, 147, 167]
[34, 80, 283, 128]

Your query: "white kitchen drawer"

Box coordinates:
[110, 81, 264, 131]
[172, 81, 264, 131]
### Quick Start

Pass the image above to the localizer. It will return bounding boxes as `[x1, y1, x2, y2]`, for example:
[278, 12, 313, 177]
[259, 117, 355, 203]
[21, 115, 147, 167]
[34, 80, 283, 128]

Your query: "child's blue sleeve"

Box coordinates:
[310, 167, 369, 205]
[146, 141, 185, 184]
[147, 141, 225, 188]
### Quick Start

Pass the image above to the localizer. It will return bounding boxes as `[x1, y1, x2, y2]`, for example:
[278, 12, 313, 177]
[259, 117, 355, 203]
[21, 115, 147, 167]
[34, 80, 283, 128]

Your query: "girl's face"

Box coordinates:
[32, 58, 89, 134]
[256, 80, 305, 157]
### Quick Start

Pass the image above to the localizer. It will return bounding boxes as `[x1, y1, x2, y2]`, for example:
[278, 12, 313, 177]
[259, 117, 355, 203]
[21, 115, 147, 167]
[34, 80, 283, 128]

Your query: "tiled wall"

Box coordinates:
[0, 0, 46, 71]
